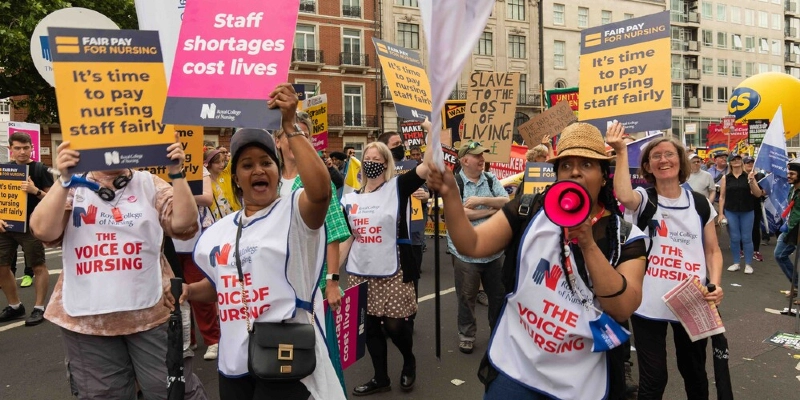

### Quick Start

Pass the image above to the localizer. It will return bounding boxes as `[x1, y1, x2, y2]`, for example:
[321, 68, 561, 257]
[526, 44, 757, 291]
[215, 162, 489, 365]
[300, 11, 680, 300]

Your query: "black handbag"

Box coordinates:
[234, 215, 317, 382]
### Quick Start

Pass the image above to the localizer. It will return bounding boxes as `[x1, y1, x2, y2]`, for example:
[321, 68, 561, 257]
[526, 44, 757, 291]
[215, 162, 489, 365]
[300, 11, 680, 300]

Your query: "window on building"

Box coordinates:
[554, 79, 567, 88]
[759, 63, 769, 73]
[296, 81, 318, 99]
[703, 86, 714, 102]
[343, 85, 363, 126]
[716, 4, 726, 21]
[509, 35, 526, 59]
[624, 13, 634, 20]
[745, 9, 754, 26]
[299, 0, 316, 13]
[554, 40, 565, 68]
[343, 0, 361, 18]
[294, 24, 317, 61]
[732, 60, 742, 77]
[342, 29, 362, 64]
[717, 59, 728, 75]
[475, 31, 493, 55]
[508, 0, 525, 21]
[518, 74, 528, 101]
[745, 36, 755, 52]
[717, 32, 727, 49]
[772, 64, 783, 72]
[702, 2, 712, 19]
[758, 11, 768, 28]
[772, 14, 782, 30]
[759, 37, 769, 53]
[601, 10, 612, 25]
[717, 87, 728, 103]
[397, 23, 420, 49]
[578, 7, 589, 28]
[553, 4, 565, 25]
[0, 99, 9, 116]
[396, 0, 418, 6]
[731, 6, 741, 23]
[773, 39, 782, 55]
[702, 57, 713, 74]
[702, 30, 713, 46]
[732, 34, 742, 50]
[746, 62, 755, 77]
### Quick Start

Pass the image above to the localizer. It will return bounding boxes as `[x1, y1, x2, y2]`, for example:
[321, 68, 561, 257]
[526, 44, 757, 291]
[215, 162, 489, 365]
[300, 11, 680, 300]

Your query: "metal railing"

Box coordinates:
[343, 5, 361, 17]
[300, 0, 315, 13]
[448, 90, 467, 100]
[339, 52, 369, 66]
[292, 48, 323, 63]
[517, 94, 542, 106]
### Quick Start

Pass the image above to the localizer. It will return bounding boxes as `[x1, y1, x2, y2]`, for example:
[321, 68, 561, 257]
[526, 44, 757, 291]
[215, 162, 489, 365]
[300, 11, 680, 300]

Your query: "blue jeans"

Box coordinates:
[774, 232, 798, 288]
[484, 373, 555, 400]
[724, 209, 754, 264]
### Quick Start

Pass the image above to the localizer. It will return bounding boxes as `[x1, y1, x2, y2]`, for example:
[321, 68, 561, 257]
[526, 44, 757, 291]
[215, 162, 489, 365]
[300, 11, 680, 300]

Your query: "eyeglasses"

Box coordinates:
[650, 152, 677, 161]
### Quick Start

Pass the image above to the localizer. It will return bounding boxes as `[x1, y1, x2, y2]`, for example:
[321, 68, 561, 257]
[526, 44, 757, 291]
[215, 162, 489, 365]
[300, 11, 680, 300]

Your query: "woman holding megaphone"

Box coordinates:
[608, 122, 724, 400]
[427, 123, 647, 400]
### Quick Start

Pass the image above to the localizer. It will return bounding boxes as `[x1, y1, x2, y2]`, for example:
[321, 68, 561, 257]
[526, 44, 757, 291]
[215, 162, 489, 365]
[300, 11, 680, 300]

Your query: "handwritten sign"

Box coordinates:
[373, 37, 432, 121]
[579, 11, 671, 133]
[302, 94, 328, 151]
[0, 164, 28, 233]
[7, 122, 41, 162]
[462, 72, 519, 162]
[164, 0, 299, 128]
[517, 101, 577, 148]
[49, 28, 175, 173]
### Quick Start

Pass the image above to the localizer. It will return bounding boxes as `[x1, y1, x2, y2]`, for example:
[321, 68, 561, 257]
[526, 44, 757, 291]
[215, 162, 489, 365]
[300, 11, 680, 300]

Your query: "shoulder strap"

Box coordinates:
[690, 190, 711, 227]
[483, 172, 497, 197]
[637, 187, 659, 233]
[455, 173, 465, 199]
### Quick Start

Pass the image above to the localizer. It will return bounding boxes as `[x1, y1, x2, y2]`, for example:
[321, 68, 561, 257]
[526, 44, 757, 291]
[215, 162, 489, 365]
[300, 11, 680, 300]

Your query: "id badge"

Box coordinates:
[589, 312, 631, 352]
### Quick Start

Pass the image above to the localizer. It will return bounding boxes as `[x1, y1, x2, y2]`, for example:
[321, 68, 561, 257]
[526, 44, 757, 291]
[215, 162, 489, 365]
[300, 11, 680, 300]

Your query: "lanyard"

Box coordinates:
[561, 205, 608, 313]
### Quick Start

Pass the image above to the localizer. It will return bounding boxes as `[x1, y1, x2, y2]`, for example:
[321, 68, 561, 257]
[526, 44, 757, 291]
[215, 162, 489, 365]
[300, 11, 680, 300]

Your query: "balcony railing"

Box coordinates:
[299, 0, 315, 13]
[330, 114, 378, 128]
[448, 90, 467, 100]
[343, 5, 361, 18]
[292, 48, 323, 63]
[381, 85, 392, 102]
[517, 94, 542, 106]
[339, 52, 369, 66]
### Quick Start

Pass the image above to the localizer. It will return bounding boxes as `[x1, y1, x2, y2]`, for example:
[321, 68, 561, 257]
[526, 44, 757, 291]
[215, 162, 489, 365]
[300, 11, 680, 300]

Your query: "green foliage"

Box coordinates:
[0, 0, 138, 123]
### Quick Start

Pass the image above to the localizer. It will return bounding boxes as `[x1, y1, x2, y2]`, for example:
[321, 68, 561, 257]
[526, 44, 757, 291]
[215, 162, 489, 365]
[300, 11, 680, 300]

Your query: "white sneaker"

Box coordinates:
[727, 264, 740, 272]
[204, 343, 218, 360]
[744, 265, 754, 274]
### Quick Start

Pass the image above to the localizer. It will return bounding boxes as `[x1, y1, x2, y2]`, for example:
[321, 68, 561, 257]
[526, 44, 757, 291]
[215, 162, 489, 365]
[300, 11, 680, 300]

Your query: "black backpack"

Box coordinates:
[454, 172, 498, 199]
[636, 187, 711, 261]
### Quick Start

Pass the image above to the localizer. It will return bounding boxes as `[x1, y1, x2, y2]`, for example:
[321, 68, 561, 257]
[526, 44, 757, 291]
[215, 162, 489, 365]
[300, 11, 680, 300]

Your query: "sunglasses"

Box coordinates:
[468, 141, 482, 149]
[296, 111, 309, 119]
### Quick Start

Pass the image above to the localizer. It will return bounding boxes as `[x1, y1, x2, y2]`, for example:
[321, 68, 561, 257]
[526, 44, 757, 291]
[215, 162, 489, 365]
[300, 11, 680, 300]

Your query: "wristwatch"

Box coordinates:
[285, 123, 308, 138]
[168, 169, 186, 180]
[36, 189, 42, 197]
[326, 273, 339, 281]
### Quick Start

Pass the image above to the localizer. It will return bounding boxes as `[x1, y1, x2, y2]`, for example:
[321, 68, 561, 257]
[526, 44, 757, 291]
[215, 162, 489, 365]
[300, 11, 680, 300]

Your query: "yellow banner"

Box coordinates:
[373, 37, 432, 121]
[138, 125, 204, 195]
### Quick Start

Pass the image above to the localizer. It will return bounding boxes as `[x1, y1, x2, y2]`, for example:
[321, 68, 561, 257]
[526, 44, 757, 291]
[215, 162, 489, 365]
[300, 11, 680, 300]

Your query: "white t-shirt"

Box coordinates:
[279, 176, 295, 198]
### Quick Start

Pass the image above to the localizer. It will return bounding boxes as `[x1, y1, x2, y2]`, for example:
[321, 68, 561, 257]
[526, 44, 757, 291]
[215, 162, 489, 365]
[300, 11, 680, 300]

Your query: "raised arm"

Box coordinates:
[166, 134, 199, 233]
[29, 142, 74, 242]
[607, 122, 642, 211]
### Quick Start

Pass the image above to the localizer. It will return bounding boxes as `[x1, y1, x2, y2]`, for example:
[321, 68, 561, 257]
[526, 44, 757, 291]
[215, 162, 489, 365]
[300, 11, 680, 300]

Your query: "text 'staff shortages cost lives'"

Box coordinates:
[373, 37, 432, 122]
[49, 28, 176, 173]
[579, 11, 671, 134]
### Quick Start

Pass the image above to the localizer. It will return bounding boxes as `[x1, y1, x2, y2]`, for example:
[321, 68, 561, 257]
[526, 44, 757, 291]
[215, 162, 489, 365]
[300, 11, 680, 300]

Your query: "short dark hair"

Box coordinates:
[9, 132, 32, 146]
[344, 146, 355, 152]
[409, 146, 422, 153]
[377, 131, 400, 145]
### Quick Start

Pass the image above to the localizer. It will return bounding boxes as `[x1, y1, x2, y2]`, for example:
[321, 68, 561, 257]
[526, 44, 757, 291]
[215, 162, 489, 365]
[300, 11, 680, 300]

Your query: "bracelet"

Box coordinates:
[60, 176, 73, 188]
[168, 169, 186, 180]
[285, 130, 307, 138]
[597, 274, 627, 298]
[326, 273, 339, 281]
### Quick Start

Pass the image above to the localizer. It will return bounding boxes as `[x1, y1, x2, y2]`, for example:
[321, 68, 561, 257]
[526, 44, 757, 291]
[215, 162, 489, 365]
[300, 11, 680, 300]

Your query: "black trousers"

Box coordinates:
[631, 315, 709, 400]
[364, 314, 415, 385]
[218, 373, 310, 400]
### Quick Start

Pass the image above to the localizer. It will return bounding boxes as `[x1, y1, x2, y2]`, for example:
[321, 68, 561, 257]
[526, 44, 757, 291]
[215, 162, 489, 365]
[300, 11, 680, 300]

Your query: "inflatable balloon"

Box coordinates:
[728, 72, 800, 140]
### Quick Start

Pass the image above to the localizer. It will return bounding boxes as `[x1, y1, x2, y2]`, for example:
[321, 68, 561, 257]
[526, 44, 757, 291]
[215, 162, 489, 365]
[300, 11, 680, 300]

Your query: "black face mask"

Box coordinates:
[390, 145, 406, 161]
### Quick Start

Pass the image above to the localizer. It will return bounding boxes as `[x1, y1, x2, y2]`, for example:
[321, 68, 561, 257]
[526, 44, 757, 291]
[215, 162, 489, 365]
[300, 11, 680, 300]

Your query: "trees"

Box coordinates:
[0, 0, 138, 123]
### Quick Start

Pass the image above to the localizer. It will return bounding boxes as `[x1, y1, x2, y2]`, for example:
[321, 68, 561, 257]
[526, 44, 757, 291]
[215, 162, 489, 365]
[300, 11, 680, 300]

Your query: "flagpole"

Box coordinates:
[433, 193, 442, 360]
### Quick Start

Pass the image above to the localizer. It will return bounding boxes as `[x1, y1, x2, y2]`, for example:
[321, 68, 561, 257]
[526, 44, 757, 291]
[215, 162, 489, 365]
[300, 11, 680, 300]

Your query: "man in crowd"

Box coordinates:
[329, 151, 348, 175]
[409, 146, 423, 164]
[687, 153, 716, 201]
[776, 160, 800, 301]
[0, 132, 53, 326]
[448, 141, 509, 354]
[344, 145, 356, 159]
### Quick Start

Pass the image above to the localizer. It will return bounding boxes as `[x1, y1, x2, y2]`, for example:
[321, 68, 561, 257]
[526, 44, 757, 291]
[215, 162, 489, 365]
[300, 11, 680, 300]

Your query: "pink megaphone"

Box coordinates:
[543, 180, 593, 228]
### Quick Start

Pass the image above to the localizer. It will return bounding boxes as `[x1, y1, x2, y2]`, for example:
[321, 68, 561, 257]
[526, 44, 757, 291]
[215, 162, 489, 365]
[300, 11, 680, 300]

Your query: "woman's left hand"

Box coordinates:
[567, 216, 596, 249]
[705, 285, 724, 305]
[326, 283, 342, 311]
[166, 132, 185, 175]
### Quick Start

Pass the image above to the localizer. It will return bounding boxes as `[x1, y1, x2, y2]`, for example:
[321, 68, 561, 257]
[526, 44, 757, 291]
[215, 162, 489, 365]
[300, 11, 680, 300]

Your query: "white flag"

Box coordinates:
[134, 0, 186, 83]
[419, 0, 495, 170]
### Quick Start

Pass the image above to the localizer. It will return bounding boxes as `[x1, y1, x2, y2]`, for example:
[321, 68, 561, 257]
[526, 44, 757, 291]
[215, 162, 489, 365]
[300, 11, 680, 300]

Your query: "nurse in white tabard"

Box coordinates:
[182, 84, 345, 400]
[30, 133, 206, 399]
[340, 139, 433, 396]
[608, 122, 724, 400]
[427, 123, 648, 400]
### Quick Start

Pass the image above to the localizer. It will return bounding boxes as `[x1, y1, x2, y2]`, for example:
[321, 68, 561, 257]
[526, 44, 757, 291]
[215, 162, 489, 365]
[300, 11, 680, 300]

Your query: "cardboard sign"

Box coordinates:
[517, 101, 577, 148]
[164, 0, 299, 128]
[49, 28, 175, 173]
[323, 282, 367, 370]
[489, 144, 528, 179]
[400, 121, 426, 154]
[440, 128, 452, 147]
[462, 72, 519, 162]
[0, 164, 28, 233]
[521, 162, 556, 196]
[579, 11, 671, 133]
[7, 122, 41, 162]
[373, 37, 432, 121]
[301, 94, 328, 151]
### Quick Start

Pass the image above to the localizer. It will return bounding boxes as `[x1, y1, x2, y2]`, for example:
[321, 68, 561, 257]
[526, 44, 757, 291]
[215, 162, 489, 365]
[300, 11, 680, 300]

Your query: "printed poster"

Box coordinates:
[373, 37, 432, 121]
[442, 100, 466, 146]
[462, 72, 519, 163]
[579, 11, 671, 133]
[0, 164, 28, 233]
[521, 162, 556, 196]
[400, 121, 426, 154]
[302, 94, 328, 151]
[324, 282, 368, 370]
[395, 160, 425, 233]
[49, 27, 175, 173]
[138, 125, 205, 195]
[7, 122, 41, 162]
[489, 144, 527, 180]
[164, 0, 299, 128]
[546, 87, 579, 113]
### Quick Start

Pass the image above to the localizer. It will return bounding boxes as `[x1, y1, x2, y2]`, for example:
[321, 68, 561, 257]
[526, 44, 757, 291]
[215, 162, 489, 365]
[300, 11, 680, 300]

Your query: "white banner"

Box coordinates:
[134, 0, 186, 83]
[419, 0, 495, 170]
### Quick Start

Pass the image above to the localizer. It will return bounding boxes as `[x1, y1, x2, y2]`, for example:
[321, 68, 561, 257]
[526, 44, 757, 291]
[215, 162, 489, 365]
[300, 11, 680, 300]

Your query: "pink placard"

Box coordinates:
[312, 133, 328, 152]
[164, 0, 300, 128]
[7, 122, 41, 162]
[325, 282, 367, 370]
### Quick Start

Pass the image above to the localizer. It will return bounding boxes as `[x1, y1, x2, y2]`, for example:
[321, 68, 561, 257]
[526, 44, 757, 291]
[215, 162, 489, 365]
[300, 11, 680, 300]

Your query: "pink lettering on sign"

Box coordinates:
[515, 301, 585, 354]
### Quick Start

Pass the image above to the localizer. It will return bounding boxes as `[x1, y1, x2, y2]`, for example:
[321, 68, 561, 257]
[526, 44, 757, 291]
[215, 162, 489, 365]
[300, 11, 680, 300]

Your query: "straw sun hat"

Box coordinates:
[546, 123, 614, 164]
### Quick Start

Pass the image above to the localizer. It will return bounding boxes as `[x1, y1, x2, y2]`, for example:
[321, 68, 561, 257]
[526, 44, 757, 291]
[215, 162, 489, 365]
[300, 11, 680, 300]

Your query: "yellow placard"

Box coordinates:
[0, 164, 29, 233]
[302, 94, 328, 151]
[462, 72, 519, 163]
[138, 125, 204, 195]
[373, 37, 432, 121]
[410, 196, 423, 222]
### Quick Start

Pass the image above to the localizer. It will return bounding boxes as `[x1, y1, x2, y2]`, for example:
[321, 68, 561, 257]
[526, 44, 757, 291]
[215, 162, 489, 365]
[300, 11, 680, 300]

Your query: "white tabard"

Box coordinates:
[194, 193, 326, 377]
[488, 211, 609, 400]
[632, 187, 709, 322]
[61, 171, 163, 317]
[341, 178, 403, 277]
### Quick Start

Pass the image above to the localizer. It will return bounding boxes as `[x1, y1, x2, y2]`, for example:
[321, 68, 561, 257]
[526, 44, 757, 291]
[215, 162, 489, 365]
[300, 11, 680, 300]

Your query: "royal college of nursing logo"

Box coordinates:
[209, 243, 232, 267]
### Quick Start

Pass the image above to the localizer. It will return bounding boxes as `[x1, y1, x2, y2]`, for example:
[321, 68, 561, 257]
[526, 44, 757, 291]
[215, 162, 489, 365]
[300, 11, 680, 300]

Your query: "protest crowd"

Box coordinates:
[3, 2, 800, 400]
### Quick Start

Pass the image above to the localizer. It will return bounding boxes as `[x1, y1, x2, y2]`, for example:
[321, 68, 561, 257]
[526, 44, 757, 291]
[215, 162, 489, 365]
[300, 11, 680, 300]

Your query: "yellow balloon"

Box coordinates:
[728, 72, 800, 140]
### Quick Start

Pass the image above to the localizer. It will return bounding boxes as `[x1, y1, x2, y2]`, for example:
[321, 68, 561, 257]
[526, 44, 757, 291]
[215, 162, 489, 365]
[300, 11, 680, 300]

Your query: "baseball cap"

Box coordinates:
[743, 156, 755, 164]
[713, 150, 728, 158]
[728, 153, 743, 162]
[689, 153, 701, 160]
[458, 141, 490, 158]
[230, 128, 277, 163]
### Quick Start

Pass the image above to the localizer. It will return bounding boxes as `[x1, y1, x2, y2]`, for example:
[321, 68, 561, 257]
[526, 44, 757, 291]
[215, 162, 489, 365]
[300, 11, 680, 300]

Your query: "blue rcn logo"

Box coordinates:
[39, 36, 52, 62]
[727, 87, 761, 120]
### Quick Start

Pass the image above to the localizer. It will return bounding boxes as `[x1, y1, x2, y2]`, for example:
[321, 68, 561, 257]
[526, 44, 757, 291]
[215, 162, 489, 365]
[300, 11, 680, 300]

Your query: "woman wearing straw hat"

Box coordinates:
[427, 122, 647, 400]
[608, 122, 724, 400]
